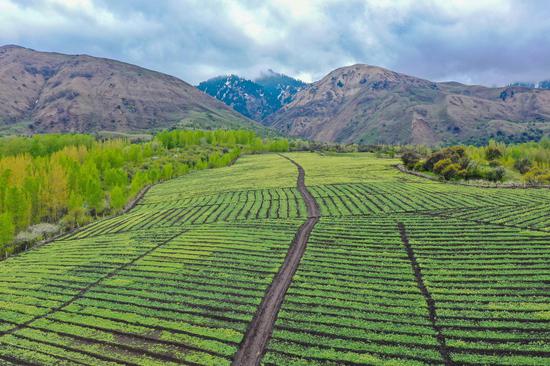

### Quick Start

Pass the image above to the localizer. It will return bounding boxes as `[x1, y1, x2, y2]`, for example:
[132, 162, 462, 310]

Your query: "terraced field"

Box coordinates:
[0, 152, 548, 365]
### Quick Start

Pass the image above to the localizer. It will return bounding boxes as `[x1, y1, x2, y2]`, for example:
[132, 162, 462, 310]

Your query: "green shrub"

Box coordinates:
[433, 158, 452, 174]
[401, 150, 422, 169]
[514, 158, 532, 174]
[484, 167, 506, 182]
[523, 167, 550, 184]
[441, 163, 462, 180]
[485, 146, 503, 160]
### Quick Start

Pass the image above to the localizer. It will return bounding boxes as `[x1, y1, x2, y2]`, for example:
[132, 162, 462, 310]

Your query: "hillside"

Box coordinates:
[0, 152, 548, 365]
[265, 64, 550, 145]
[197, 70, 306, 121]
[0, 45, 257, 134]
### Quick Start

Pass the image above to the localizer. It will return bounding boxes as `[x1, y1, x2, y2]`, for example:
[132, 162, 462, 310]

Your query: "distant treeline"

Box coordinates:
[401, 139, 550, 184]
[0, 130, 289, 258]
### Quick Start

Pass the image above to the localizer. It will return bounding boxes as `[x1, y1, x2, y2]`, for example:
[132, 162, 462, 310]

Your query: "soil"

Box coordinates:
[231, 154, 320, 366]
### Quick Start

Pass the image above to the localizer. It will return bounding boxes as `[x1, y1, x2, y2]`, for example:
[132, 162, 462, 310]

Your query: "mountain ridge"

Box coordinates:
[0, 45, 258, 134]
[264, 64, 550, 145]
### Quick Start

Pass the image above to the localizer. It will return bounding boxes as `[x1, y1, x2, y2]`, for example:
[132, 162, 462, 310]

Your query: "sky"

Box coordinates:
[1, 0, 549, 86]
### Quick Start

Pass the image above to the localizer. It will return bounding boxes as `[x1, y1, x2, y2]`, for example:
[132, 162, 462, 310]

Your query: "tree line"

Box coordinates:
[0, 130, 289, 258]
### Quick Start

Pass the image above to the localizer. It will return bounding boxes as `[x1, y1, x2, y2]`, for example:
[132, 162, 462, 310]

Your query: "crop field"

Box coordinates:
[0, 152, 549, 365]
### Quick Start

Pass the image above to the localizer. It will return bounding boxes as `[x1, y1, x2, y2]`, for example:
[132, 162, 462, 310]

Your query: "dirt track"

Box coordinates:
[232, 154, 320, 366]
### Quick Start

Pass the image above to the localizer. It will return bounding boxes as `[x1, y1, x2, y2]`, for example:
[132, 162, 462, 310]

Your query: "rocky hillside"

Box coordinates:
[265, 64, 550, 145]
[197, 70, 306, 121]
[0, 45, 257, 134]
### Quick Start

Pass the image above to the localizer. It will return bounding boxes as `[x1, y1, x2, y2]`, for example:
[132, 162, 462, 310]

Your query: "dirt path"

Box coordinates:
[398, 222, 452, 366]
[232, 154, 320, 366]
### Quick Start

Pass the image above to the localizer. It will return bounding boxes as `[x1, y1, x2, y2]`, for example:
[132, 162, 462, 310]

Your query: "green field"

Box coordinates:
[0, 152, 548, 365]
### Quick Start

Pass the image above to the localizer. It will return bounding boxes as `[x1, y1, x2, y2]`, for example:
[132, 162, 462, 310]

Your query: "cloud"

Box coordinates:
[0, 0, 549, 86]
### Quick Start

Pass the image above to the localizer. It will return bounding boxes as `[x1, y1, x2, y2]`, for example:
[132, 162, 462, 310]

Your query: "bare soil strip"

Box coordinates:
[232, 154, 320, 366]
[398, 222, 453, 366]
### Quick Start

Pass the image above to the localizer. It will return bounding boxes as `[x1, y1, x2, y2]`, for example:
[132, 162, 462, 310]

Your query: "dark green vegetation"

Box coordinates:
[402, 139, 550, 184]
[0, 152, 548, 365]
[197, 71, 306, 121]
[0, 130, 289, 258]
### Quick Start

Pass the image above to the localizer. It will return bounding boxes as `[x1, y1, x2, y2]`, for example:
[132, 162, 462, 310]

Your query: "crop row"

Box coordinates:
[69, 188, 306, 240]
[308, 183, 548, 217]
[263, 217, 443, 365]
[263, 214, 550, 365]
[0, 221, 302, 365]
[432, 203, 550, 231]
[397, 215, 550, 365]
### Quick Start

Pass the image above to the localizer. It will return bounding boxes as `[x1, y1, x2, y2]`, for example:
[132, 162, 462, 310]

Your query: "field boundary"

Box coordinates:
[398, 222, 452, 366]
[231, 154, 320, 366]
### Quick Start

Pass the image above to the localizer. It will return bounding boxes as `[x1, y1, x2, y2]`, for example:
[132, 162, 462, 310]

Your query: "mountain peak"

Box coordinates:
[198, 71, 306, 121]
[0, 46, 256, 134]
[265, 64, 550, 145]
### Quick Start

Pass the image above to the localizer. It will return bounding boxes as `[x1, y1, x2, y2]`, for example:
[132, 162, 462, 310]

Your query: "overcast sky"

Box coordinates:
[1, 0, 549, 86]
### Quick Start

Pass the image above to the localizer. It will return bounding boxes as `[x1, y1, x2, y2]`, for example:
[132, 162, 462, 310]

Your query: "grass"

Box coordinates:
[0, 152, 549, 365]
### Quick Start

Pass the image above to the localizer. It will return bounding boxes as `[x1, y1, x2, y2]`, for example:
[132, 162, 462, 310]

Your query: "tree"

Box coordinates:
[84, 176, 104, 215]
[109, 186, 126, 211]
[513, 158, 532, 174]
[44, 161, 69, 220]
[0, 213, 15, 248]
[5, 187, 30, 231]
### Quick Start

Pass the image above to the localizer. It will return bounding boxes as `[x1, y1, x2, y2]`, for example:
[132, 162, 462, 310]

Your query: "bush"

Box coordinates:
[441, 163, 462, 180]
[433, 158, 452, 174]
[523, 167, 550, 184]
[401, 150, 422, 169]
[15, 231, 42, 244]
[423, 146, 468, 171]
[514, 158, 532, 174]
[485, 146, 502, 160]
[30, 223, 60, 237]
[484, 167, 506, 182]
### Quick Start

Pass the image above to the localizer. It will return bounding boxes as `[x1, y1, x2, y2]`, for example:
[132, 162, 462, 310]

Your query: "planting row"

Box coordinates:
[308, 182, 549, 218]
[263, 214, 550, 365]
[399, 215, 550, 365]
[68, 188, 306, 239]
[0, 221, 302, 365]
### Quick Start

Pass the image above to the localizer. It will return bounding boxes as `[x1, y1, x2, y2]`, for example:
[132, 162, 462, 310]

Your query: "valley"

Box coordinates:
[0, 152, 548, 365]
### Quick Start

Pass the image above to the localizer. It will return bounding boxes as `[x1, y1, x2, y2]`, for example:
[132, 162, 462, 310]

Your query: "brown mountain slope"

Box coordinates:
[264, 64, 550, 144]
[0, 45, 257, 134]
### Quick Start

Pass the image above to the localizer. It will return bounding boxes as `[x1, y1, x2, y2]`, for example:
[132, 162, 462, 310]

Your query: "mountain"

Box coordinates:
[264, 64, 550, 145]
[0, 45, 257, 134]
[197, 70, 306, 121]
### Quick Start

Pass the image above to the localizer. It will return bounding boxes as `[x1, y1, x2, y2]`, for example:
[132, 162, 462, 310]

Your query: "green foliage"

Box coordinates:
[407, 138, 550, 184]
[513, 158, 532, 174]
[523, 167, 550, 184]
[0, 134, 94, 157]
[0, 212, 15, 250]
[0, 129, 282, 259]
[401, 150, 422, 169]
